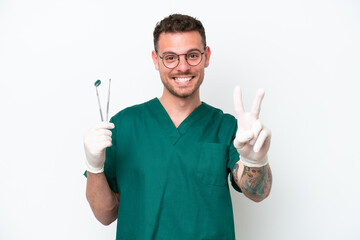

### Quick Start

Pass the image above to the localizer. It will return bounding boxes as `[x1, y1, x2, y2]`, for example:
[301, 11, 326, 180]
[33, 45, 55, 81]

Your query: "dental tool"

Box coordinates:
[94, 79, 104, 122]
[94, 79, 111, 122]
[106, 78, 111, 121]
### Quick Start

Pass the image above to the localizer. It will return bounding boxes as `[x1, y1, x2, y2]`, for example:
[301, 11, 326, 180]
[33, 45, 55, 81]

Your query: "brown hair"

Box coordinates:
[153, 14, 206, 53]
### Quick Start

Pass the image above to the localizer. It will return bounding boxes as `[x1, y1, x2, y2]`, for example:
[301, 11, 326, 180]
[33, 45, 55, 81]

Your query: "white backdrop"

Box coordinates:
[1, 0, 359, 239]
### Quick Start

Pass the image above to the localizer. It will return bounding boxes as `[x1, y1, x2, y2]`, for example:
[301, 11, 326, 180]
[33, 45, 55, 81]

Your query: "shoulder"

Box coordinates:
[110, 98, 156, 124]
[202, 102, 237, 124]
[201, 102, 238, 140]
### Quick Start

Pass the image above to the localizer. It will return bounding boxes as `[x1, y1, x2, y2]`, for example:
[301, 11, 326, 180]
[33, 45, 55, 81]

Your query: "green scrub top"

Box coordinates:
[104, 98, 241, 240]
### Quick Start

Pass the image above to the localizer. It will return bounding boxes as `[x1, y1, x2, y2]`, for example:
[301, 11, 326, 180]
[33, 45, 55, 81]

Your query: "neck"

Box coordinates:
[159, 90, 201, 128]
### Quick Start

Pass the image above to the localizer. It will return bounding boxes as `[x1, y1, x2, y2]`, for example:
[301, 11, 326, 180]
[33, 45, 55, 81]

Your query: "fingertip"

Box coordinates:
[253, 139, 263, 152]
[266, 127, 272, 137]
[257, 89, 265, 98]
[233, 85, 245, 114]
[236, 130, 254, 143]
[105, 140, 112, 148]
[233, 138, 243, 149]
[104, 121, 115, 129]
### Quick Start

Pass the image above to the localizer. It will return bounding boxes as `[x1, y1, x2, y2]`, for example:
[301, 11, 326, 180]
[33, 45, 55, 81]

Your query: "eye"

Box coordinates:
[164, 54, 177, 62]
[187, 52, 200, 59]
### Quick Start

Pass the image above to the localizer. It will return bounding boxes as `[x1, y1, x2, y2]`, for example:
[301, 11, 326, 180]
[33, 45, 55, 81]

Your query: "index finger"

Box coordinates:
[233, 86, 245, 115]
[93, 121, 115, 130]
[251, 89, 265, 118]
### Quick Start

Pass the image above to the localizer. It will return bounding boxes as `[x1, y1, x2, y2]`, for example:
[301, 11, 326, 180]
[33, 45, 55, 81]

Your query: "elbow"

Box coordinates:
[93, 203, 119, 226]
[97, 215, 116, 226]
[250, 198, 263, 203]
[243, 188, 271, 203]
[86, 193, 118, 226]
[250, 190, 271, 203]
[250, 195, 268, 203]
[92, 206, 118, 226]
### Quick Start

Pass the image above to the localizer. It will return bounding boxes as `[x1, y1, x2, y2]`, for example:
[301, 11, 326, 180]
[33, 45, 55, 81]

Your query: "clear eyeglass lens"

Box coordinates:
[162, 50, 202, 68]
[162, 54, 176, 68]
[186, 51, 201, 65]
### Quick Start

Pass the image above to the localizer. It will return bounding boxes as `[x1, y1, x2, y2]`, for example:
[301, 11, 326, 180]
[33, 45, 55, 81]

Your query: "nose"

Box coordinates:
[176, 54, 191, 72]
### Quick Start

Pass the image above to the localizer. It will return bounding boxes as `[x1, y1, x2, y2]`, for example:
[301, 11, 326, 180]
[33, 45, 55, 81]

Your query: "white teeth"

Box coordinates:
[174, 77, 192, 82]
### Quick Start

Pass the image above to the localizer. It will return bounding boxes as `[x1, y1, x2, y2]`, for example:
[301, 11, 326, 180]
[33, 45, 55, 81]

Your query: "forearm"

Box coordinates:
[86, 172, 119, 225]
[233, 162, 272, 202]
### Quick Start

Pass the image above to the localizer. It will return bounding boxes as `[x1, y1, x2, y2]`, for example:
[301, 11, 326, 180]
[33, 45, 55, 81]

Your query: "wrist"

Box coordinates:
[240, 154, 268, 168]
[85, 159, 104, 174]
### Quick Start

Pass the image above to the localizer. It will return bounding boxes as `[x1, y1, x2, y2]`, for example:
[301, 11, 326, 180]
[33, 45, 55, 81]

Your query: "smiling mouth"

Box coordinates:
[174, 77, 194, 83]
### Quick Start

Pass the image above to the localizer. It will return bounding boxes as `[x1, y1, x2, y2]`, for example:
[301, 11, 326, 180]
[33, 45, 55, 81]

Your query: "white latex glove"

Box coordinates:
[233, 86, 271, 167]
[84, 121, 115, 173]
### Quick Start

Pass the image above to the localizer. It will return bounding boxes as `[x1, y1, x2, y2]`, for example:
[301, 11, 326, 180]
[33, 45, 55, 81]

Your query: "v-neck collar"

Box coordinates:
[147, 98, 208, 145]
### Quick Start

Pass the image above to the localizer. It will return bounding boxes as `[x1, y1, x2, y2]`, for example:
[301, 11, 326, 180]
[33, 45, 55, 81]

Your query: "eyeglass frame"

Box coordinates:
[157, 49, 205, 69]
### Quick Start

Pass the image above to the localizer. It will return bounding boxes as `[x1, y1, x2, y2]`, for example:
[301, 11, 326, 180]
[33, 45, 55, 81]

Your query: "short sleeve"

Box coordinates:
[227, 125, 242, 193]
[104, 117, 119, 193]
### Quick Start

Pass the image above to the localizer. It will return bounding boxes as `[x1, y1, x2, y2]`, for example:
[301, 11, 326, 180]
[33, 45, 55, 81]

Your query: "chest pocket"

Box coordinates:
[196, 143, 228, 187]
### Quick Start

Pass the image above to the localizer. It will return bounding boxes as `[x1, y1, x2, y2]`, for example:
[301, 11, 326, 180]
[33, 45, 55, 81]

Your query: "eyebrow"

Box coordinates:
[161, 48, 202, 55]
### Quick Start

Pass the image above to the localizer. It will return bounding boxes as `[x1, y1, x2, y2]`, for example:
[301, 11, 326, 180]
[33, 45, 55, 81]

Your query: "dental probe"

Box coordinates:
[106, 78, 111, 121]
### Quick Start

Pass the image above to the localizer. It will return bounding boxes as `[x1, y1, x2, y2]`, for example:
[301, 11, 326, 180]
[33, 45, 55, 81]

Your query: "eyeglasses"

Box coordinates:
[158, 49, 205, 69]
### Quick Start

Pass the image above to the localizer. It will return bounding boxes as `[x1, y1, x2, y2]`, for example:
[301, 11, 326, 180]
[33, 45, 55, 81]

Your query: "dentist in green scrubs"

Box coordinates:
[84, 14, 272, 240]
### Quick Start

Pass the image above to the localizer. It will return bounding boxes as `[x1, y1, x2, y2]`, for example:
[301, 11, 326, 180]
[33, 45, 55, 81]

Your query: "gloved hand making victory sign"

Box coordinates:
[233, 86, 271, 167]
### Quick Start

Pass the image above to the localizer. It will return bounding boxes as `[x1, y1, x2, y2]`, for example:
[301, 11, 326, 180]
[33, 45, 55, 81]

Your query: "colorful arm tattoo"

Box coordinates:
[233, 163, 272, 201]
[232, 163, 240, 183]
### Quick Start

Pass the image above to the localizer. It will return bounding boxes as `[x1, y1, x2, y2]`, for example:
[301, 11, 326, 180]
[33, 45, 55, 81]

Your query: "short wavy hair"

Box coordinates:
[153, 14, 206, 53]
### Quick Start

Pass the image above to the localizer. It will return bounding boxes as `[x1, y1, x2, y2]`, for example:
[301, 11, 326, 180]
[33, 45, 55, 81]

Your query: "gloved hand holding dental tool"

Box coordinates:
[84, 79, 114, 174]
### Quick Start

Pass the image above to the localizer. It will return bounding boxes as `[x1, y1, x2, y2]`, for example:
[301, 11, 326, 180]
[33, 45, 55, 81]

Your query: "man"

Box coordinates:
[84, 14, 272, 239]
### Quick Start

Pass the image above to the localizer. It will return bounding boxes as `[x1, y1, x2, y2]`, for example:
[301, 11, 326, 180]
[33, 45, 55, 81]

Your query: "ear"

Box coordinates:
[204, 46, 211, 68]
[152, 50, 160, 70]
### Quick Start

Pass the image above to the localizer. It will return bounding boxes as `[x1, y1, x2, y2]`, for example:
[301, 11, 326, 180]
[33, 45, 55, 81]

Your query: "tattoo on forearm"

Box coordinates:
[233, 163, 239, 182]
[240, 165, 272, 200]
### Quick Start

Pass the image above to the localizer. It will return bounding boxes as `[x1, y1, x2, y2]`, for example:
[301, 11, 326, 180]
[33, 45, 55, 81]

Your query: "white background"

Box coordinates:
[1, 0, 359, 239]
